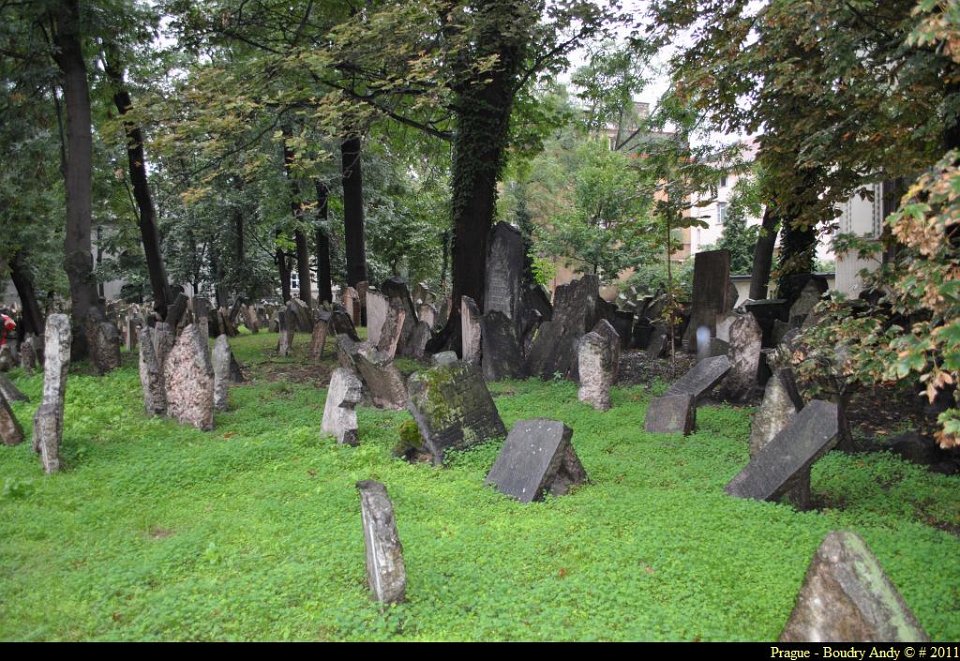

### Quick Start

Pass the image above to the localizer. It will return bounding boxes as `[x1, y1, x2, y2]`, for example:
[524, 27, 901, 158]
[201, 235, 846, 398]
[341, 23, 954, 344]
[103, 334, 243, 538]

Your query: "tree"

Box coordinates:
[716, 171, 763, 275]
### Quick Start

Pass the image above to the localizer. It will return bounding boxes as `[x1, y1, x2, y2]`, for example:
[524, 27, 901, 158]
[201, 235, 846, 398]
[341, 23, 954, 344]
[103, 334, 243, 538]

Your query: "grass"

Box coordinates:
[0, 331, 958, 641]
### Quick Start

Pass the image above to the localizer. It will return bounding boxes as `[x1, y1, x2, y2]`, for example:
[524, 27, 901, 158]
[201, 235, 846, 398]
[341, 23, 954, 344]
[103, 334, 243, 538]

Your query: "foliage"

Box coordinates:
[716, 170, 763, 275]
[0, 333, 958, 640]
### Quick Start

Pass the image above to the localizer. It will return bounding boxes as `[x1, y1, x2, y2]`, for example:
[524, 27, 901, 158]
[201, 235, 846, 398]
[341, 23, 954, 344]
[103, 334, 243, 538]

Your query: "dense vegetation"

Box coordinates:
[1, 333, 957, 641]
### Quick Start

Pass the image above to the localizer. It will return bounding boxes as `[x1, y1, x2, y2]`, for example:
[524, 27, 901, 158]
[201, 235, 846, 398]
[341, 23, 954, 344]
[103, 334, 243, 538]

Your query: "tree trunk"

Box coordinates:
[281, 127, 312, 308]
[10, 251, 44, 336]
[776, 217, 817, 295]
[314, 179, 333, 304]
[294, 229, 312, 308]
[749, 206, 778, 300]
[341, 134, 368, 287]
[102, 48, 173, 318]
[277, 244, 292, 303]
[53, 0, 99, 358]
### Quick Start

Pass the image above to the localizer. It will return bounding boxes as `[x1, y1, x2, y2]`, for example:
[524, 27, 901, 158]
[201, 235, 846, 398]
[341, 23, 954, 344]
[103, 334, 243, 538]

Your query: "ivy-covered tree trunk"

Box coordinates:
[53, 0, 99, 358]
[276, 243, 292, 303]
[10, 250, 44, 337]
[341, 134, 367, 287]
[294, 229, 312, 307]
[314, 179, 333, 305]
[103, 49, 173, 318]
[749, 207, 777, 300]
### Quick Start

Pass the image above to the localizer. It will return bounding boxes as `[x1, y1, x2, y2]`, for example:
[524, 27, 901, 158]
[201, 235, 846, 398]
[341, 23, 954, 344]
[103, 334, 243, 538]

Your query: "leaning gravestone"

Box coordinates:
[526, 274, 600, 379]
[407, 321, 432, 360]
[211, 335, 232, 412]
[380, 277, 419, 353]
[329, 309, 361, 341]
[725, 400, 838, 507]
[683, 249, 732, 353]
[418, 304, 438, 330]
[0, 391, 24, 446]
[789, 279, 825, 326]
[377, 302, 406, 359]
[366, 290, 389, 345]
[483, 222, 524, 326]
[748, 368, 807, 508]
[287, 298, 314, 332]
[164, 324, 215, 431]
[486, 419, 588, 503]
[33, 313, 71, 474]
[342, 287, 361, 327]
[460, 296, 482, 366]
[644, 393, 696, 435]
[357, 480, 406, 605]
[718, 312, 762, 402]
[407, 362, 507, 463]
[779, 531, 929, 642]
[336, 335, 364, 371]
[138, 327, 169, 416]
[0, 372, 28, 403]
[480, 311, 525, 381]
[322, 368, 363, 446]
[355, 345, 407, 410]
[241, 304, 259, 334]
[665, 354, 732, 402]
[577, 331, 615, 411]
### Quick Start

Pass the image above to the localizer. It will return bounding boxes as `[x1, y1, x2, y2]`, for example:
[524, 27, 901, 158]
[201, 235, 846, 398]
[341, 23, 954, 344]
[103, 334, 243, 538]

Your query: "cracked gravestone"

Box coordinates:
[644, 394, 696, 435]
[486, 419, 588, 503]
[322, 368, 363, 446]
[779, 531, 929, 642]
[406, 362, 506, 463]
[357, 480, 406, 605]
[163, 324, 215, 431]
[665, 354, 732, 402]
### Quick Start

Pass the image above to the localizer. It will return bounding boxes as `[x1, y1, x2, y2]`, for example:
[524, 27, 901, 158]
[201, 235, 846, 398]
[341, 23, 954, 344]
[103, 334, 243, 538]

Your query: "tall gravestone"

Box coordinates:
[322, 368, 363, 446]
[0, 391, 24, 446]
[460, 296, 482, 365]
[85, 307, 122, 375]
[138, 326, 170, 416]
[526, 274, 600, 379]
[381, 278, 418, 355]
[377, 303, 406, 359]
[366, 290, 389, 345]
[342, 286, 361, 327]
[357, 480, 407, 605]
[418, 304, 437, 330]
[33, 314, 71, 474]
[310, 312, 331, 360]
[486, 419, 588, 503]
[407, 321, 432, 360]
[577, 331, 615, 411]
[718, 312, 762, 402]
[780, 531, 929, 642]
[18, 335, 37, 374]
[406, 362, 506, 463]
[484, 222, 524, 331]
[241, 304, 259, 334]
[683, 250, 731, 354]
[211, 335, 232, 412]
[277, 310, 294, 357]
[164, 324, 215, 431]
[480, 311, 526, 381]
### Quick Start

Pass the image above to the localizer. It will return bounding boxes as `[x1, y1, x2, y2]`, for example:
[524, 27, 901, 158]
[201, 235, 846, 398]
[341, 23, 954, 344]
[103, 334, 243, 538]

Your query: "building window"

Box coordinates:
[717, 202, 728, 225]
[720, 175, 727, 188]
[871, 183, 883, 238]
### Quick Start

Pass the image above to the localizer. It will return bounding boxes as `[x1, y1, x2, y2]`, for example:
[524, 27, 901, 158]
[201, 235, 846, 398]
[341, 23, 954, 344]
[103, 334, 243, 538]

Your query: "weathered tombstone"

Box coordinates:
[342, 287, 361, 326]
[790, 278, 825, 326]
[277, 310, 294, 357]
[645, 322, 669, 359]
[166, 293, 189, 331]
[611, 311, 634, 350]
[591, 319, 621, 382]
[376, 303, 406, 359]
[779, 531, 929, 642]
[309, 314, 330, 360]
[526, 275, 600, 379]
[366, 290, 389, 345]
[321, 368, 363, 445]
[32, 314, 70, 473]
[486, 419, 588, 503]
[85, 307, 122, 375]
[577, 331, 615, 411]
[380, 277, 418, 353]
[480, 311, 526, 381]
[460, 296, 482, 365]
[715, 312, 735, 343]
[436, 296, 452, 329]
[138, 327, 168, 416]
[329, 309, 361, 341]
[164, 324, 215, 431]
[241, 304, 259, 334]
[665, 354, 732, 402]
[356, 480, 406, 605]
[192, 298, 212, 341]
[483, 222, 524, 327]
[406, 362, 506, 463]
[749, 368, 804, 457]
[725, 400, 838, 507]
[644, 394, 696, 435]
[355, 345, 407, 410]
[124, 318, 140, 352]
[336, 335, 364, 371]
[708, 338, 730, 358]
[0, 391, 24, 446]
[725, 280, 739, 312]
[407, 321, 432, 360]
[418, 303, 438, 330]
[211, 335, 232, 412]
[18, 334, 37, 374]
[746, 299, 791, 348]
[682, 250, 731, 353]
[288, 298, 314, 332]
[718, 312, 762, 402]
[431, 351, 458, 367]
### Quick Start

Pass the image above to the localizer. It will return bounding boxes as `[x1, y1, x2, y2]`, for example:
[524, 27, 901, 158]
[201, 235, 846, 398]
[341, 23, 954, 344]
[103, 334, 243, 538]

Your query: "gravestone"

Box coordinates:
[591, 319, 621, 382]
[715, 313, 735, 342]
[0, 392, 24, 446]
[483, 222, 524, 327]
[725, 400, 838, 507]
[211, 335, 232, 412]
[357, 480, 406, 605]
[337, 335, 364, 371]
[288, 298, 314, 332]
[228, 351, 244, 384]
[718, 312, 762, 402]
[124, 318, 140, 352]
[665, 354, 732, 402]
[611, 311, 634, 350]
[480, 311, 525, 381]
[632, 318, 653, 350]
[241, 304, 259, 334]
[780, 273, 829, 311]
[166, 293, 189, 331]
[381, 277, 418, 353]
[745, 299, 790, 348]
[277, 310, 294, 357]
[85, 307, 122, 375]
[486, 419, 588, 503]
[18, 335, 36, 374]
[342, 286, 361, 326]
[577, 331, 615, 411]
[790, 279, 825, 326]
[407, 362, 506, 463]
[257, 306, 270, 330]
[436, 296, 452, 330]
[683, 250, 732, 353]
[138, 327, 169, 416]
[526, 274, 600, 379]
[645, 322, 669, 359]
[460, 296, 482, 365]
[407, 321, 432, 360]
[329, 309, 360, 341]
[310, 312, 331, 360]
[0, 345, 13, 372]
[644, 394, 696, 435]
[355, 345, 407, 410]
[366, 290, 389, 345]
[192, 298, 211, 340]
[418, 303, 437, 330]
[322, 368, 363, 446]
[748, 367, 806, 507]
[32, 314, 71, 474]
[432, 351, 459, 367]
[376, 302, 406, 359]
[709, 338, 730, 358]
[779, 531, 929, 642]
[164, 324, 215, 431]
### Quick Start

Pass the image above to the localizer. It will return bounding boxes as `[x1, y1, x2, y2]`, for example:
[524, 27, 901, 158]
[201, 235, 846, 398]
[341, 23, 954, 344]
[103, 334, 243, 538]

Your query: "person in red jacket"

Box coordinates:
[0, 312, 15, 347]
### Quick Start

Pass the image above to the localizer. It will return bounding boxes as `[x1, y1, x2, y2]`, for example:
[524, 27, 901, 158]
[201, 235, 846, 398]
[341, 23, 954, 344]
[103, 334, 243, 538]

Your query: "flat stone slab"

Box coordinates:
[211, 335, 232, 412]
[780, 531, 929, 642]
[357, 480, 406, 605]
[486, 419, 588, 503]
[481, 311, 526, 381]
[407, 362, 506, 463]
[726, 400, 839, 502]
[322, 368, 363, 446]
[665, 354, 732, 401]
[644, 394, 696, 435]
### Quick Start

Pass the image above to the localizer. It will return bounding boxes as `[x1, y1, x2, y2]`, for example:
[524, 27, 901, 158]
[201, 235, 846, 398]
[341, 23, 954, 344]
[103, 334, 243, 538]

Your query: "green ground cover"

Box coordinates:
[1, 332, 957, 641]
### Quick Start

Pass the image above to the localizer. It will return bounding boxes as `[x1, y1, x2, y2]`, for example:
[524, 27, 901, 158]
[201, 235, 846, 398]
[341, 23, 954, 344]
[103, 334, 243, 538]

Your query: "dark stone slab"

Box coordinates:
[485, 419, 588, 503]
[632, 318, 653, 350]
[526, 275, 600, 379]
[381, 277, 418, 354]
[612, 311, 634, 350]
[165, 292, 189, 330]
[287, 298, 314, 332]
[708, 338, 730, 358]
[336, 335, 364, 371]
[645, 322, 669, 359]
[310, 317, 330, 360]
[665, 354, 732, 401]
[779, 531, 929, 642]
[0, 373, 27, 403]
[484, 222, 524, 325]
[329, 309, 361, 341]
[0, 391, 24, 446]
[644, 394, 696, 435]
[406, 362, 506, 463]
[407, 321, 432, 360]
[726, 400, 839, 503]
[277, 310, 294, 357]
[356, 480, 406, 605]
[683, 250, 731, 353]
[480, 311, 526, 381]
[745, 299, 789, 348]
